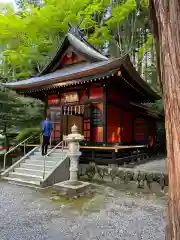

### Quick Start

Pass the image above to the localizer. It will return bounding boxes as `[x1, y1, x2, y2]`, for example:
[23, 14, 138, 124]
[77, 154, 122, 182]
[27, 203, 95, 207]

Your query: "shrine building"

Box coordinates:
[3, 27, 162, 164]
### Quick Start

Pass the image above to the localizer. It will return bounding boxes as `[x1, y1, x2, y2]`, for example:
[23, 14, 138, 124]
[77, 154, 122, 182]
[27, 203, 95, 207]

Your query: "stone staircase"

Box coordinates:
[1, 147, 70, 188]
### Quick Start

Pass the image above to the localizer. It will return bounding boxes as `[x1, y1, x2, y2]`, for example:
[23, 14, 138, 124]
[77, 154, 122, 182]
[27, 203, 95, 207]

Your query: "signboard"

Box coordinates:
[61, 92, 79, 104]
[48, 95, 59, 105]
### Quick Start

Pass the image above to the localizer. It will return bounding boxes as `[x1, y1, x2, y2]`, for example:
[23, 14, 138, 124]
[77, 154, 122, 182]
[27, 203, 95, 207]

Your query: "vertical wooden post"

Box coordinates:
[44, 93, 48, 117]
[120, 110, 123, 145]
[103, 84, 107, 145]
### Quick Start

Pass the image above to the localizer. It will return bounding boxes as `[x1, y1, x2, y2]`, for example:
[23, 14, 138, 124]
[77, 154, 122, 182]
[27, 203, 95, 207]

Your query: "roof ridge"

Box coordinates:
[39, 29, 109, 76]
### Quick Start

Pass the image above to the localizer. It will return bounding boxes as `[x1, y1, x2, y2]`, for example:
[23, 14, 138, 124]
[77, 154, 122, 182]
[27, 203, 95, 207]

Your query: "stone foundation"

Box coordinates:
[53, 180, 91, 197]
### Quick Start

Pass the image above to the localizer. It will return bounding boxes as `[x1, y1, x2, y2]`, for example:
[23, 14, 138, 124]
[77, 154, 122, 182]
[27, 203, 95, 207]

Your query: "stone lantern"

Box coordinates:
[63, 124, 84, 183]
[54, 124, 90, 197]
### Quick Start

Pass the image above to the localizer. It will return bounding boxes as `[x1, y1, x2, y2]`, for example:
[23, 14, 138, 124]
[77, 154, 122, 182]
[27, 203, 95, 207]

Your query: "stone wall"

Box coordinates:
[79, 162, 168, 191]
[41, 157, 70, 187]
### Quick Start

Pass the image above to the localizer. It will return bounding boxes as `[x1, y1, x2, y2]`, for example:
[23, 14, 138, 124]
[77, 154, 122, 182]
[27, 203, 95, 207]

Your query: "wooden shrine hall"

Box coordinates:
[3, 26, 162, 164]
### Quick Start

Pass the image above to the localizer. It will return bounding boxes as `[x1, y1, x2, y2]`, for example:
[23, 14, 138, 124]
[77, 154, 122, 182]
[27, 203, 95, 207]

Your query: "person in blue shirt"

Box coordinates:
[41, 114, 53, 156]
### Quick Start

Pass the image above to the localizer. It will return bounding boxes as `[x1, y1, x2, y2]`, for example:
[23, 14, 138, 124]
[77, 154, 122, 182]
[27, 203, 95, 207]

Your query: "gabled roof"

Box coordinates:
[2, 25, 161, 102]
[3, 54, 161, 101]
[40, 32, 108, 75]
[4, 59, 116, 88]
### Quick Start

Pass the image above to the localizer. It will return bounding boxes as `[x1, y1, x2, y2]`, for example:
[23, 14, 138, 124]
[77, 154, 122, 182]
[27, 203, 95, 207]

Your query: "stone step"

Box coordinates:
[3, 177, 40, 187]
[25, 159, 58, 166]
[32, 153, 66, 159]
[29, 155, 62, 161]
[14, 168, 47, 177]
[28, 157, 62, 163]
[47, 156, 66, 162]
[34, 151, 64, 155]
[21, 163, 53, 171]
[9, 172, 43, 182]
[36, 148, 65, 153]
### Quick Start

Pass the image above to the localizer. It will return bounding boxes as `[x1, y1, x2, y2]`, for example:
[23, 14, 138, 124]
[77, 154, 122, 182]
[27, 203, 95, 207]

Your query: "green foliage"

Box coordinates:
[0, 0, 156, 82]
[138, 34, 153, 60]
[0, 0, 159, 95]
[106, 0, 136, 29]
[0, 87, 44, 136]
[0, 0, 110, 80]
[16, 127, 41, 142]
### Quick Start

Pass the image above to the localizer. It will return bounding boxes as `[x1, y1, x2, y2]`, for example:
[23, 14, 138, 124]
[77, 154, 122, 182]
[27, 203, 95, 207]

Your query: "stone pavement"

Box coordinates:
[0, 181, 165, 240]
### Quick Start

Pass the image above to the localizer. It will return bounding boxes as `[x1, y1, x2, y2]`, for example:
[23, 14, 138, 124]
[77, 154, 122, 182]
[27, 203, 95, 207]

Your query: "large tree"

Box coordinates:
[149, 0, 180, 239]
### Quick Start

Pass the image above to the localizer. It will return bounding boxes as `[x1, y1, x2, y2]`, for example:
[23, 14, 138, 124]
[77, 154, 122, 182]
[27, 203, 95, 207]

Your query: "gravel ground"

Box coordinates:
[135, 157, 167, 174]
[0, 181, 166, 240]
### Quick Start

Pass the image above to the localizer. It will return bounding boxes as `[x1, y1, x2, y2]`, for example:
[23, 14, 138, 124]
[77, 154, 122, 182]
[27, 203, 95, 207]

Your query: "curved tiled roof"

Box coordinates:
[3, 59, 115, 88]
[39, 32, 108, 75]
[67, 33, 108, 61]
[3, 55, 161, 101]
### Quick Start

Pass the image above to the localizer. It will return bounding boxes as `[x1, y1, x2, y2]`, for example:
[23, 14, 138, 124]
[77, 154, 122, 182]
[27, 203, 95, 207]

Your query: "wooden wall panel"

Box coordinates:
[146, 118, 157, 144]
[107, 87, 131, 109]
[107, 104, 121, 143]
[89, 86, 103, 100]
[60, 52, 84, 67]
[79, 89, 88, 104]
[84, 119, 90, 142]
[47, 95, 59, 105]
[107, 88, 120, 103]
[121, 110, 132, 143]
[134, 118, 145, 144]
[92, 127, 103, 142]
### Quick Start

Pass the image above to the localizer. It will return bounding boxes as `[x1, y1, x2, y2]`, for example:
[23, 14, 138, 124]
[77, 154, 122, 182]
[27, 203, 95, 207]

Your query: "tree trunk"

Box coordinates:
[149, 0, 180, 239]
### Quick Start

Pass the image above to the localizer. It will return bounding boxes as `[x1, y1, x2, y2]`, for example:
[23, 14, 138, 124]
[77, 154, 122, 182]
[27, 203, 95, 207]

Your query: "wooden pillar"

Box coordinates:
[132, 114, 135, 145]
[103, 85, 107, 145]
[120, 110, 123, 145]
[44, 94, 48, 117]
[60, 105, 63, 141]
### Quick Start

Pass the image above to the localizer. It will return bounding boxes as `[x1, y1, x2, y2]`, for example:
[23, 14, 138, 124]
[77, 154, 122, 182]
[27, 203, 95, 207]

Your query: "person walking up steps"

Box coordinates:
[41, 114, 53, 156]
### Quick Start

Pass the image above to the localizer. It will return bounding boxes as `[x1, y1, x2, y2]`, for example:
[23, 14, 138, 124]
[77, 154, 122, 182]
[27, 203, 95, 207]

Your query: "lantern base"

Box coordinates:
[53, 180, 90, 198]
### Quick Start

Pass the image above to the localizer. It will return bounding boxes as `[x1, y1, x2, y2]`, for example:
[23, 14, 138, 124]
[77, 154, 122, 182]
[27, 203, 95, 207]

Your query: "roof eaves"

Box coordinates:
[122, 55, 161, 101]
[21, 71, 115, 94]
[131, 102, 164, 118]
[2, 59, 118, 89]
